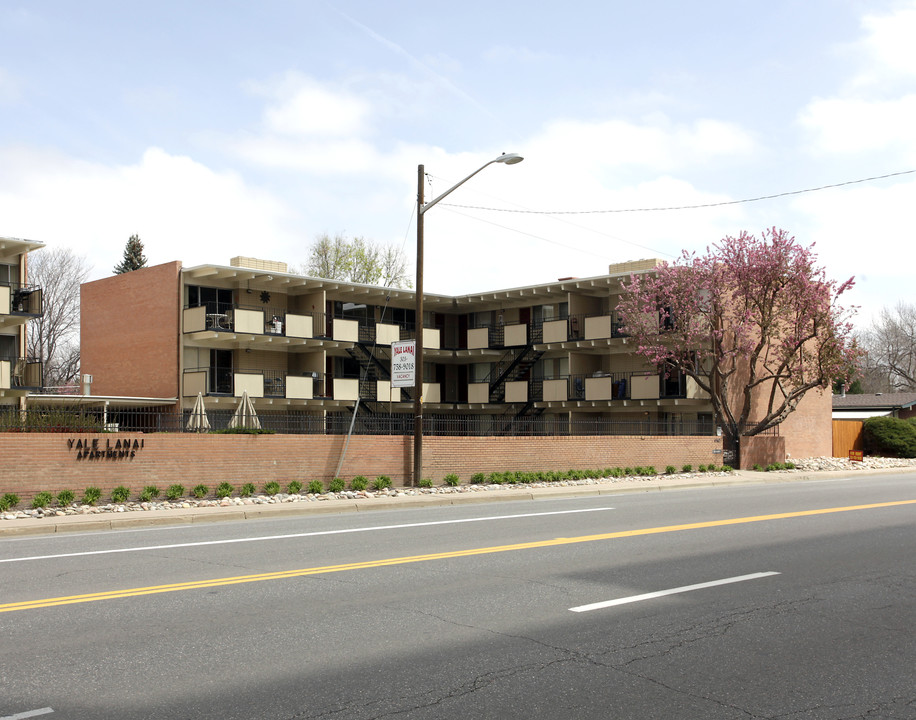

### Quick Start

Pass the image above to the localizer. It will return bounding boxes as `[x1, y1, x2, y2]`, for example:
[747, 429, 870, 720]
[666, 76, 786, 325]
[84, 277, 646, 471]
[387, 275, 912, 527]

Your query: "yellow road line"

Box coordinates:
[2, 499, 915, 614]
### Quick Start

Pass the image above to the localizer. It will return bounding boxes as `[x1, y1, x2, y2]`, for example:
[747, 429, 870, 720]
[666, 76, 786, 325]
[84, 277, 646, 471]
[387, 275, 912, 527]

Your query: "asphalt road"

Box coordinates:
[1, 475, 915, 719]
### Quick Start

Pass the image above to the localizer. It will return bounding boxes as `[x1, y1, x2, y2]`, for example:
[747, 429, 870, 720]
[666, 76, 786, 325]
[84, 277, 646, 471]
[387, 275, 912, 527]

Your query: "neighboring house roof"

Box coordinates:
[832, 393, 916, 418]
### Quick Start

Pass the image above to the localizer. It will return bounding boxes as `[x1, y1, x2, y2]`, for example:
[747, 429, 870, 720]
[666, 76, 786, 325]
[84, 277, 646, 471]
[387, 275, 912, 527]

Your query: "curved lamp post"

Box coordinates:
[413, 153, 524, 486]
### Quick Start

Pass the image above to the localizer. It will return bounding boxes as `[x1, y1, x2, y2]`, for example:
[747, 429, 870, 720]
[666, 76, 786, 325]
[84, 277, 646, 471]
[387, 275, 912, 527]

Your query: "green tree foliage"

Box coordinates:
[863, 416, 916, 458]
[113, 234, 148, 274]
[301, 233, 412, 288]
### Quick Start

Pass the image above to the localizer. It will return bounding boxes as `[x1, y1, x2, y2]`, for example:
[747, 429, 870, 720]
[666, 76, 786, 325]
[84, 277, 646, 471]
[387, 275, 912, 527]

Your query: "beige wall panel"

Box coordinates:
[183, 370, 207, 397]
[286, 375, 313, 400]
[468, 383, 489, 403]
[334, 377, 359, 400]
[234, 372, 264, 398]
[585, 315, 612, 340]
[376, 381, 402, 402]
[333, 319, 359, 342]
[504, 324, 527, 347]
[585, 376, 613, 401]
[468, 327, 488, 350]
[542, 320, 566, 343]
[234, 308, 264, 334]
[505, 380, 528, 403]
[631, 374, 660, 399]
[286, 313, 313, 339]
[376, 323, 400, 346]
[423, 328, 440, 350]
[543, 378, 568, 401]
[423, 382, 440, 403]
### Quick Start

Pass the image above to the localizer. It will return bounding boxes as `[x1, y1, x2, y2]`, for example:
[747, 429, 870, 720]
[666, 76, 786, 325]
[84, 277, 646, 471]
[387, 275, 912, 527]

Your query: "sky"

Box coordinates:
[1, 0, 914, 326]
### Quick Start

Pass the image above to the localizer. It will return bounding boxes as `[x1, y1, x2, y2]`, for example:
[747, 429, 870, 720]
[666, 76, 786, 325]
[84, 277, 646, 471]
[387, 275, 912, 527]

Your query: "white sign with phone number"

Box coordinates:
[391, 340, 415, 388]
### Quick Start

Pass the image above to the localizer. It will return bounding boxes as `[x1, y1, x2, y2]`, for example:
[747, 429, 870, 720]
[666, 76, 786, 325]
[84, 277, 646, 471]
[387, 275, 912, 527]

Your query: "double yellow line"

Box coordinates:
[3, 499, 915, 614]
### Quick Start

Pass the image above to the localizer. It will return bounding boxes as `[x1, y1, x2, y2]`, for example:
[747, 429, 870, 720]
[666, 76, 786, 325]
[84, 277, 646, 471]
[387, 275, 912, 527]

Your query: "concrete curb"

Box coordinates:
[1, 467, 913, 538]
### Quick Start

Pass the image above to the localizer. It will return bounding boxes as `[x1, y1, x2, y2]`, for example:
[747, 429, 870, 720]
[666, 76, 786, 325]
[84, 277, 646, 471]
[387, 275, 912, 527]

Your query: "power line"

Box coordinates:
[440, 169, 916, 215]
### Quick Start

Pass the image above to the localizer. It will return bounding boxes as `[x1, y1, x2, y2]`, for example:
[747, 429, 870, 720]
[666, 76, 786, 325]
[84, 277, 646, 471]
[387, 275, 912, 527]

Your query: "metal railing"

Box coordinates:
[0, 407, 718, 437]
[2, 282, 42, 315]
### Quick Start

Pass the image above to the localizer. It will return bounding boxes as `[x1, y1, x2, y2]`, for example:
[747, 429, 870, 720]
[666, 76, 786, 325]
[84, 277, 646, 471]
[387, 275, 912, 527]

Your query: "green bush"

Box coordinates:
[752, 463, 764, 471]
[864, 416, 916, 458]
[372, 476, 392, 491]
[81, 487, 102, 506]
[262, 481, 281, 495]
[307, 479, 324, 494]
[165, 484, 185, 501]
[192, 484, 209, 499]
[443, 473, 460, 486]
[350, 476, 368, 491]
[32, 491, 54, 509]
[469, 472, 486, 484]
[239, 482, 256, 497]
[111, 486, 130, 503]
[216, 482, 234, 498]
[57, 489, 75, 506]
[721, 465, 733, 472]
[328, 477, 345, 493]
[644, 466, 657, 476]
[665, 465, 677, 475]
[286, 480, 303, 494]
[419, 478, 433, 488]
[138, 485, 160, 502]
[623, 467, 633, 476]
[0, 493, 21, 511]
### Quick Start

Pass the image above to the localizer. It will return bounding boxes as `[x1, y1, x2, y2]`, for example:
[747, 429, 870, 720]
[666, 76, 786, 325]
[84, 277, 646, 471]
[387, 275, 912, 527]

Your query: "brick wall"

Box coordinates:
[80, 262, 182, 398]
[0, 432, 722, 503]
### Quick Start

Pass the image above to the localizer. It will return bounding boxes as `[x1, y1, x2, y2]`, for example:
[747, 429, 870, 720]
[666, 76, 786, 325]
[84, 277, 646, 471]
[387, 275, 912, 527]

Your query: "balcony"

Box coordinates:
[0, 283, 42, 327]
[0, 356, 43, 392]
[468, 370, 708, 405]
[540, 312, 626, 344]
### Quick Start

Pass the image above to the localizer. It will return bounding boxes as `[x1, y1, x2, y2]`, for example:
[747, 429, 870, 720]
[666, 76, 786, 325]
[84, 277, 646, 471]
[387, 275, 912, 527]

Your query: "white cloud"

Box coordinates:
[251, 73, 370, 138]
[0, 146, 297, 281]
[800, 94, 916, 159]
[859, 4, 916, 80]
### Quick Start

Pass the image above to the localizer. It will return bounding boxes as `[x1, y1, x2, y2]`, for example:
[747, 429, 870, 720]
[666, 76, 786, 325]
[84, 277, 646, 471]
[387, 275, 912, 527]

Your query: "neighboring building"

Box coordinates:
[832, 392, 916, 421]
[0, 236, 44, 403]
[79, 255, 831, 457]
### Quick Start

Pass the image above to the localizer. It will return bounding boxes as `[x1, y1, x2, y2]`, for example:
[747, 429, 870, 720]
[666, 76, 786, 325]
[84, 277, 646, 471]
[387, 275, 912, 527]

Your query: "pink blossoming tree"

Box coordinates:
[617, 228, 859, 466]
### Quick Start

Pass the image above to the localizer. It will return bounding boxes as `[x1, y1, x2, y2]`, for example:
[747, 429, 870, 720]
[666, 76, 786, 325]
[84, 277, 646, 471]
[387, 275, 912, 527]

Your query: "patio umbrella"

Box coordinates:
[186, 392, 211, 433]
[229, 390, 261, 429]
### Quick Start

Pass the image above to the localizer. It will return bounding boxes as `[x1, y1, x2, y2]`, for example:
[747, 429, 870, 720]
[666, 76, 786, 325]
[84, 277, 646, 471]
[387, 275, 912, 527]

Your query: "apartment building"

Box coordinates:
[0, 236, 43, 403]
[79, 255, 719, 430]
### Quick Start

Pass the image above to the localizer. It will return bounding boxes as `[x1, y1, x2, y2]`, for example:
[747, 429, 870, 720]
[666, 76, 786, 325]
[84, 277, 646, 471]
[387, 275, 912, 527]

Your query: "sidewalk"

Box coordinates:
[4, 466, 910, 538]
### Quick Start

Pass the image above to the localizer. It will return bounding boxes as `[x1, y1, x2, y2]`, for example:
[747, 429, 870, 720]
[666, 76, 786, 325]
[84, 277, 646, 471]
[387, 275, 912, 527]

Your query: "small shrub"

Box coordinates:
[111, 486, 130, 503]
[239, 482, 256, 497]
[0, 492, 21, 511]
[645, 466, 657, 476]
[784, 461, 795, 470]
[165, 484, 185, 501]
[469, 472, 486, 484]
[634, 466, 645, 476]
[623, 467, 633, 476]
[57, 489, 74, 507]
[665, 465, 677, 475]
[81, 487, 102, 506]
[328, 477, 345, 493]
[372, 476, 392, 491]
[682, 464, 693, 473]
[216, 481, 234, 498]
[752, 463, 764, 471]
[262, 481, 281, 495]
[307, 479, 324, 494]
[864, 416, 916, 457]
[32, 491, 54, 509]
[286, 480, 303, 494]
[419, 478, 433, 488]
[192, 484, 209, 499]
[350, 476, 368, 491]
[443, 473, 460, 486]
[721, 465, 733, 472]
[610, 467, 623, 478]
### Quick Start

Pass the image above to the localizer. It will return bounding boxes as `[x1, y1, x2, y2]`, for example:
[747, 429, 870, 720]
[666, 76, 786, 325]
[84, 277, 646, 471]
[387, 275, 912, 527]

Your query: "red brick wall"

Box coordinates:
[779, 388, 831, 460]
[80, 262, 182, 398]
[0, 432, 722, 502]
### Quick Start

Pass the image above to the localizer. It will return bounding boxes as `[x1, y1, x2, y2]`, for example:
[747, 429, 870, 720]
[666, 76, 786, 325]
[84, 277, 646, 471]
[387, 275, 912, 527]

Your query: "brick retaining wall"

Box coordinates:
[0, 432, 723, 503]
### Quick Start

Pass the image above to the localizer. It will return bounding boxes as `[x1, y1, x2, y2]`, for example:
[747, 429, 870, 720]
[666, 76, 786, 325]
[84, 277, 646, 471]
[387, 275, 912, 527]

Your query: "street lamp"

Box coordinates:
[413, 152, 524, 486]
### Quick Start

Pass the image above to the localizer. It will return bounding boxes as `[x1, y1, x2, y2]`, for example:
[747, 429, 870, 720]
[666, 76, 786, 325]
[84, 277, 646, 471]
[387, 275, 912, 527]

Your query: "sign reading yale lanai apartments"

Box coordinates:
[67, 437, 145, 461]
[391, 340, 415, 388]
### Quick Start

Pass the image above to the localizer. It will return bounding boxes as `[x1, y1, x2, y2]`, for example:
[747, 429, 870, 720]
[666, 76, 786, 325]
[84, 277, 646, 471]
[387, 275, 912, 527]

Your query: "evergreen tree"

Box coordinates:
[113, 234, 148, 274]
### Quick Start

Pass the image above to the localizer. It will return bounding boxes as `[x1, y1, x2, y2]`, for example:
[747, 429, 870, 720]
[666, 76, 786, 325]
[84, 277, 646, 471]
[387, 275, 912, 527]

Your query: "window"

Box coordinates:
[188, 286, 233, 314]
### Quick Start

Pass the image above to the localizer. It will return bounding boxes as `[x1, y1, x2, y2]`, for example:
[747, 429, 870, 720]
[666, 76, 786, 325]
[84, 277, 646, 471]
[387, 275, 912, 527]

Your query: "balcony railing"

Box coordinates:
[0, 356, 43, 390]
[1, 282, 42, 317]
